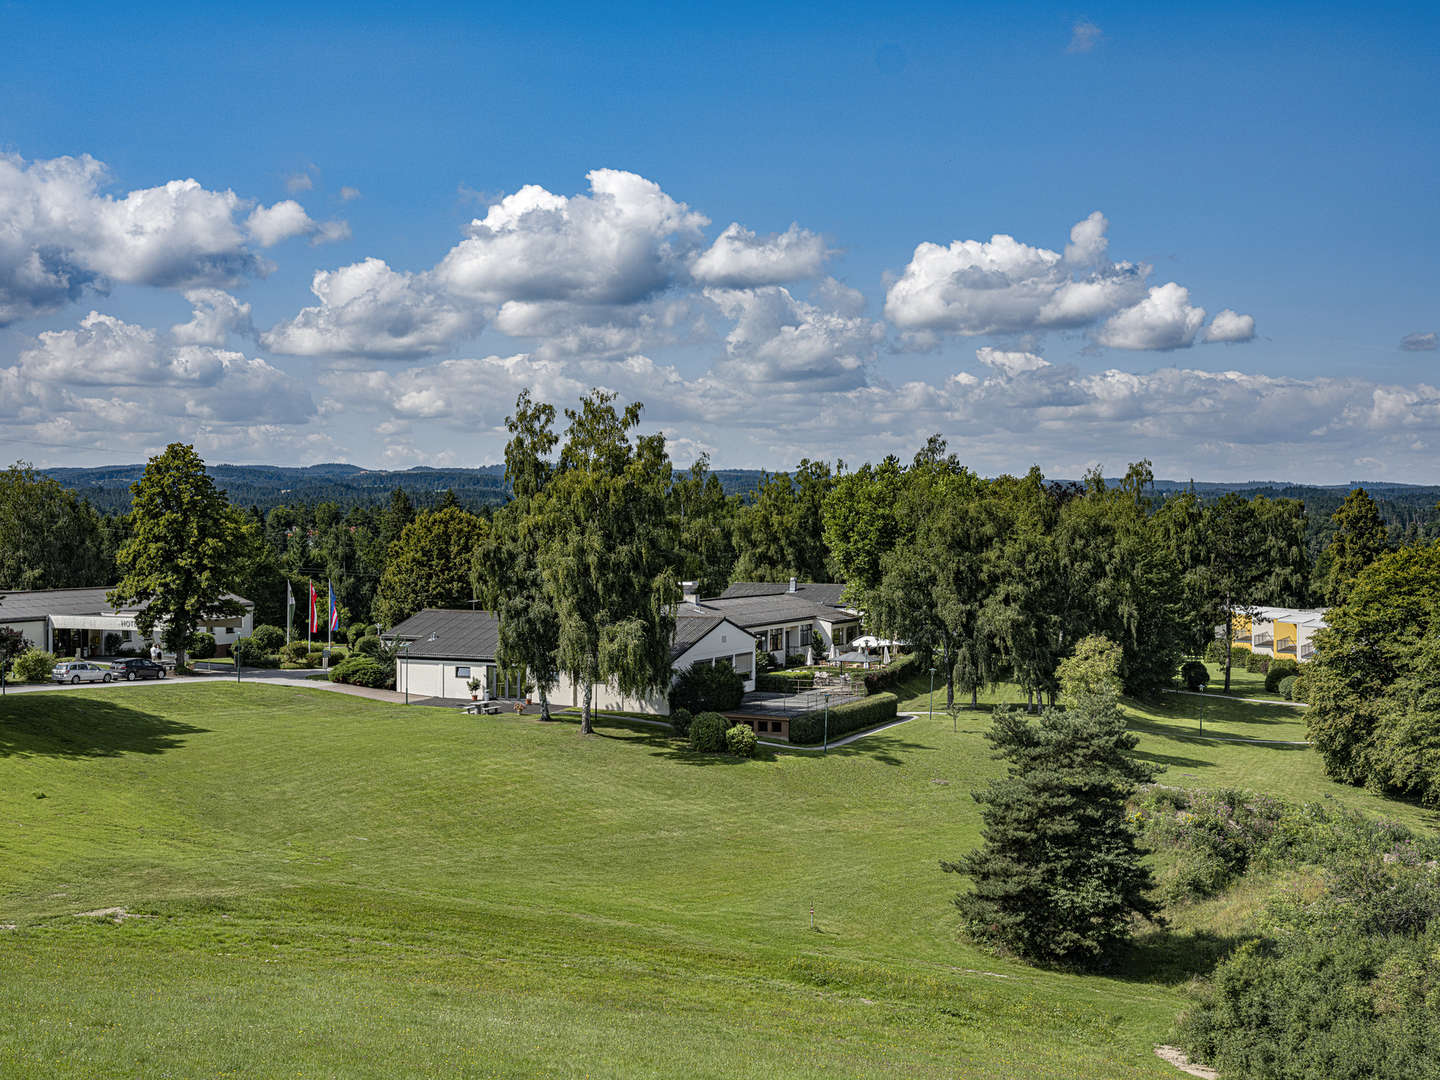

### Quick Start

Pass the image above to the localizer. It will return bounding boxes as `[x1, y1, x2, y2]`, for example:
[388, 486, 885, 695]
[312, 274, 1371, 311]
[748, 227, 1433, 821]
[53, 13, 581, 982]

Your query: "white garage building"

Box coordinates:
[386, 606, 755, 713]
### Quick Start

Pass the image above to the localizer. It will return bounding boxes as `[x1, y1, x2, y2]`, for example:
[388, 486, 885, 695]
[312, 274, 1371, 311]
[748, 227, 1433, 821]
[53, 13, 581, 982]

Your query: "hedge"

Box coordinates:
[669, 659, 744, 714]
[789, 692, 899, 745]
[330, 656, 394, 689]
[689, 711, 729, 753]
[1179, 661, 1209, 691]
[861, 653, 920, 694]
[1277, 675, 1298, 700]
[756, 669, 827, 693]
[1244, 651, 1270, 674]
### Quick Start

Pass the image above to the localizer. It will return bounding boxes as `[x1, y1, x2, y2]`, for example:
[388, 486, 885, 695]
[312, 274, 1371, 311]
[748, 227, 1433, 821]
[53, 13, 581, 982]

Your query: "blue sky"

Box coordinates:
[1, 1, 1437, 480]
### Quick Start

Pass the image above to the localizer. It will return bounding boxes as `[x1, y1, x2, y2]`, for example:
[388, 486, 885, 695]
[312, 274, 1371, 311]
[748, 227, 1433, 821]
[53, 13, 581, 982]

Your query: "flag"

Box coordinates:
[308, 581, 319, 634]
[286, 581, 295, 642]
[328, 581, 340, 633]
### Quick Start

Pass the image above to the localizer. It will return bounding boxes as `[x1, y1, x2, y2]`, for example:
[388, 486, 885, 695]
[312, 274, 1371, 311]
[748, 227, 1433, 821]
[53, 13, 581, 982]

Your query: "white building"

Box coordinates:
[387, 606, 755, 713]
[688, 578, 863, 665]
[1232, 606, 1329, 662]
[0, 586, 254, 658]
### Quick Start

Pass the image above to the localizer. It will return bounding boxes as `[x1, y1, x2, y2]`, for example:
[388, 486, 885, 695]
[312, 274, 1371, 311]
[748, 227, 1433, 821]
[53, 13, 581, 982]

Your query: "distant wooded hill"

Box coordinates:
[38, 463, 1440, 543]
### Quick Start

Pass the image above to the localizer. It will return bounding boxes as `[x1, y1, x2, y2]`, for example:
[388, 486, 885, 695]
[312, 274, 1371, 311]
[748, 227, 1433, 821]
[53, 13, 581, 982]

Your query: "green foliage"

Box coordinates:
[1307, 540, 1440, 804]
[232, 638, 277, 667]
[688, 711, 729, 753]
[788, 693, 898, 745]
[537, 391, 679, 734]
[1245, 650, 1270, 674]
[188, 632, 216, 660]
[731, 460, 834, 584]
[1290, 668, 1311, 703]
[327, 647, 347, 664]
[372, 506, 488, 627]
[671, 457, 740, 597]
[0, 462, 114, 590]
[1179, 661, 1209, 691]
[1277, 674, 1298, 699]
[860, 653, 919, 694]
[667, 707, 692, 737]
[944, 694, 1160, 964]
[11, 649, 57, 682]
[345, 624, 366, 647]
[1056, 635, 1124, 703]
[329, 656, 394, 689]
[1203, 639, 1229, 664]
[725, 723, 758, 758]
[108, 444, 249, 668]
[1264, 658, 1299, 692]
[669, 659, 744, 714]
[1132, 786, 1285, 903]
[0, 627, 28, 681]
[355, 635, 384, 659]
[282, 641, 313, 663]
[1229, 644, 1249, 667]
[251, 624, 286, 653]
[1322, 486, 1392, 605]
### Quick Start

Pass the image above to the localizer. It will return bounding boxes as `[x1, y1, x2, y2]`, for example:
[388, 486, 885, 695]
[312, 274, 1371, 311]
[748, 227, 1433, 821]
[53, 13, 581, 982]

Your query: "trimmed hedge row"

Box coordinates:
[789, 692, 899, 745]
[861, 653, 919, 694]
[756, 669, 823, 693]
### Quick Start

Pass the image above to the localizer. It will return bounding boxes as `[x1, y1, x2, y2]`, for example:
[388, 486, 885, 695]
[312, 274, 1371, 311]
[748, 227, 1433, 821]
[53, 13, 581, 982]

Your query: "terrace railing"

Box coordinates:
[1276, 637, 1297, 656]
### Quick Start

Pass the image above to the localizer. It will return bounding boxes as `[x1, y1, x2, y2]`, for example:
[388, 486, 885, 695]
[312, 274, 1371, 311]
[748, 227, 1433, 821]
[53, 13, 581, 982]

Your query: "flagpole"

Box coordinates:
[326, 579, 333, 671]
[308, 579, 313, 653]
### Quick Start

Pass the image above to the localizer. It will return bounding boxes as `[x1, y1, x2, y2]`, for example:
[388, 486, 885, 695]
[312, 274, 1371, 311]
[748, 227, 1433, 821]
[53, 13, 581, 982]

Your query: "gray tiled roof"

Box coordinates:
[717, 581, 852, 608]
[698, 594, 859, 629]
[0, 586, 252, 621]
[386, 609, 501, 660]
[672, 611, 724, 659]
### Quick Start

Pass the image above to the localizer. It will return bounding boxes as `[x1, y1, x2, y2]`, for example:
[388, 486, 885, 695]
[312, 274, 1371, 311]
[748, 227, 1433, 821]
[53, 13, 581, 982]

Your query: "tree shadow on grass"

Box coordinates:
[1128, 718, 1311, 751]
[1112, 926, 1256, 986]
[0, 695, 207, 759]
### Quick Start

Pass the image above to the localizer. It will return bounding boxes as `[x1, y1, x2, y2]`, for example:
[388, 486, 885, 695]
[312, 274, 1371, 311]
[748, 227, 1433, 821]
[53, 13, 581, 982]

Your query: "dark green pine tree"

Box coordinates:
[944, 691, 1161, 965]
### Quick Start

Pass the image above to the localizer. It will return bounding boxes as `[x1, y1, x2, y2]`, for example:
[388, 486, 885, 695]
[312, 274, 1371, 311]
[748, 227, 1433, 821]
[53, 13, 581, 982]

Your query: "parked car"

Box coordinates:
[51, 661, 112, 684]
[109, 658, 167, 681]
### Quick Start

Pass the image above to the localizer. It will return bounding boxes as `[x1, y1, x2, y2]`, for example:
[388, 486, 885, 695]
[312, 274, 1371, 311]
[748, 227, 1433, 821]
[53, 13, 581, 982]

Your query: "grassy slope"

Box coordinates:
[0, 682, 1432, 1079]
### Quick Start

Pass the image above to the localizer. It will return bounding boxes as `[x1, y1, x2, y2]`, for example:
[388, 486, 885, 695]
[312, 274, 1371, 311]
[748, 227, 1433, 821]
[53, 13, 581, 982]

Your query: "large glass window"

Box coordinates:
[768, 628, 783, 651]
[800, 625, 812, 646]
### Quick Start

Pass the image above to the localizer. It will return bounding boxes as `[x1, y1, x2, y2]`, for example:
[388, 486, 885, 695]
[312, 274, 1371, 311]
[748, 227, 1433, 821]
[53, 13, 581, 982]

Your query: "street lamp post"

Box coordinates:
[823, 692, 830, 755]
[929, 666, 936, 723]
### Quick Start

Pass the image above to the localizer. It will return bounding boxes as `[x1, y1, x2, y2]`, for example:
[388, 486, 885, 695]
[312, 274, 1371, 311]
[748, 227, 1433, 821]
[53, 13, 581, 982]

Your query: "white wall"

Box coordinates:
[392, 657, 497, 701]
[551, 619, 756, 716]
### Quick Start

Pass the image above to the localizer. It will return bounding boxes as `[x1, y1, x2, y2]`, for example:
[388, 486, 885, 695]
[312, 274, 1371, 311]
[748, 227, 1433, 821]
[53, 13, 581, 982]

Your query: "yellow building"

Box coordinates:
[1229, 606, 1327, 662]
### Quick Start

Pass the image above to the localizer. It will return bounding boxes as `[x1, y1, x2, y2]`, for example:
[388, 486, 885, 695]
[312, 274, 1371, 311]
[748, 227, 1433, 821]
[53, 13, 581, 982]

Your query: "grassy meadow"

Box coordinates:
[0, 678, 1433, 1078]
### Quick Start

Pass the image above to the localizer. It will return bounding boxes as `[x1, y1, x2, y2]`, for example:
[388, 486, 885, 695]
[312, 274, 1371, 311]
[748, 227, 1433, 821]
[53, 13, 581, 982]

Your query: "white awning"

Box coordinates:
[49, 614, 139, 631]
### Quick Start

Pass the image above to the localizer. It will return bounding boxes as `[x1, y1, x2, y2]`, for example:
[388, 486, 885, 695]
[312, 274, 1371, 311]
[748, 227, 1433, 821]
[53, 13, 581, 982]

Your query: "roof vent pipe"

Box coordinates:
[681, 580, 700, 604]
[788, 576, 797, 593]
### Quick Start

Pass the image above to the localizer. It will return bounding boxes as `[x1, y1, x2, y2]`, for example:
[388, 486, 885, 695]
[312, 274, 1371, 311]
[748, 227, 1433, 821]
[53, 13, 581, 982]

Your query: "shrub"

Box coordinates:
[1278, 674, 1298, 700]
[862, 653, 919, 694]
[688, 711, 729, 753]
[725, 723, 758, 757]
[233, 638, 279, 667]
[1290, 669, 1311, 704]
[326, 647, 347, 664]
[1264, 657, 1300, 692]
[669, 707, 693, 737]
[784, 652, 807, 669]
[251, 624, 286, 653]
[1204, 640, 1229, 664]
[1245, 650, 1270, 674]
[189, 632, 216, 660]
[355, 635, 385, 659]
[329, 656, 394, 689]
[754, 646, 777, 675]
[1179, 661, 1209, 691]
[1229, 644, 1250, 667]
[12, 649, 58, 682]
[756, 668, 826, 692]
[346, 624, 367, 647]
[282, 640, 312, 662]
[789, 693, 899, 745]
[669, 659, 744, 714]
[103, 632, 124, 655]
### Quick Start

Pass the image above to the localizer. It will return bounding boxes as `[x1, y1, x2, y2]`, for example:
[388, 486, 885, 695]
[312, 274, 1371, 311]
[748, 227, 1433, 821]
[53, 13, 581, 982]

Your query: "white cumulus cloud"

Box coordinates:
[1203, 308, 1257, 343]
[690, 222, 833, 287]
[1096, 283, 1207, 350]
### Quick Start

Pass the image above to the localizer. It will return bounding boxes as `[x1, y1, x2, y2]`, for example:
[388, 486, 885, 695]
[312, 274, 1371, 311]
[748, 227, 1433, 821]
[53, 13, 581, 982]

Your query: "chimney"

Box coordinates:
[788, 576, 797, 593]
[681, 580, 700, 605]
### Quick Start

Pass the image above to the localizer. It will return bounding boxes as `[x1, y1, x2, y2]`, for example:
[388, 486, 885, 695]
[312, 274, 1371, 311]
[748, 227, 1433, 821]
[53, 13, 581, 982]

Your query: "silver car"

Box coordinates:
[51, 661, 112, 684]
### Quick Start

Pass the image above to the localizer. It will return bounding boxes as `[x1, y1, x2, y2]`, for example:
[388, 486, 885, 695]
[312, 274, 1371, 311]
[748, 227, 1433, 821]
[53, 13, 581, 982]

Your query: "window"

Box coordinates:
[732, 652, 752, 676]
[800, 625, 812, 646]
[768, 628, 783, 651]
[455, 666, 470, 678]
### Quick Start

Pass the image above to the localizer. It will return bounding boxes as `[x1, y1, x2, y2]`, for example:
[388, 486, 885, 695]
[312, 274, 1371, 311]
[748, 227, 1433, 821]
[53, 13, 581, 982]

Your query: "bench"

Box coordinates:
[462, 701, 504, 715]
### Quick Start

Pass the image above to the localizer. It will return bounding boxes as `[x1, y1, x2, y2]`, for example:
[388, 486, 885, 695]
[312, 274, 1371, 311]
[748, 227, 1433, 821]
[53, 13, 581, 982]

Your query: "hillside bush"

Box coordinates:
[668, 708, 693, 737]
[1264, 658, 1299, 692]
[1133, 786, 1285, 902]
[189, 632, 216, 660]
[329, 656, 394, 689]
[1277, 674, 1298, 700]
[1178, 661, 1209, 691]
[688, 711, 729, 753]
[725, 723, 758, 758]
[789, 693, 898, 745]
[251, 624, 286, 653]
[12, 649, 57, 682]
[669, 659, 744, 714]
[861, 653, 919, 694]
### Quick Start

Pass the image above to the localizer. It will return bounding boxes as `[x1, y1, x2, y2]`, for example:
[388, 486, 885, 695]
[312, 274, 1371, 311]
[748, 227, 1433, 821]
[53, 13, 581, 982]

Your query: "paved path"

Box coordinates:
[1164, 688, 1306, 708]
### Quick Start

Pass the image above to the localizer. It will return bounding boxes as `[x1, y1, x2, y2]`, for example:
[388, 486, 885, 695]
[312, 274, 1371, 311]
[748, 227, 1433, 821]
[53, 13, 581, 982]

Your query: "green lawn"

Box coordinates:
[1, 682, 1433, 1078]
